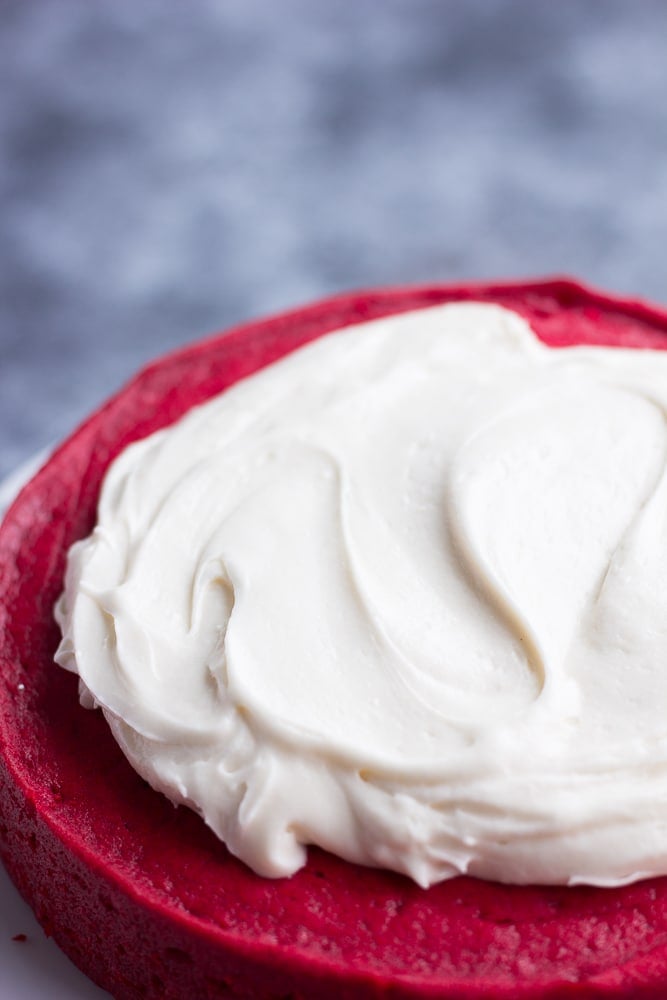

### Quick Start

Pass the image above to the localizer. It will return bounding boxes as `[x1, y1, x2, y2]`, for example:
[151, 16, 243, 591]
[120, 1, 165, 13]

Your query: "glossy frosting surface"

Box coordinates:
[55, 302, 667, 887]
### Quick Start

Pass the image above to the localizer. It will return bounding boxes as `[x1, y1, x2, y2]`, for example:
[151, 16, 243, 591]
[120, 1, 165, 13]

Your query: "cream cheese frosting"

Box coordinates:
[55, 303, 667, 888]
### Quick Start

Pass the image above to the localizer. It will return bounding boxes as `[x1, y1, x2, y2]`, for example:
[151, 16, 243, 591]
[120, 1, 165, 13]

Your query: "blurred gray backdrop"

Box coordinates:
[2, 0, 667, 480]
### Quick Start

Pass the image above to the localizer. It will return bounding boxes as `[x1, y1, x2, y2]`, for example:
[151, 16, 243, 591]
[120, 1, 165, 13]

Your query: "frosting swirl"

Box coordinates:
[56, 303, 667, 887]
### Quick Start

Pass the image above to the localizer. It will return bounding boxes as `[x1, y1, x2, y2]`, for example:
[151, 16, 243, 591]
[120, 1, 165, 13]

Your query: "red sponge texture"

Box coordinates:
[3, 279, 667, 999]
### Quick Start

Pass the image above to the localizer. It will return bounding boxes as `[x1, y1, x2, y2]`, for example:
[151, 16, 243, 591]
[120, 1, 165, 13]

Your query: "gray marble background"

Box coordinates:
[2, 1, 667, 481]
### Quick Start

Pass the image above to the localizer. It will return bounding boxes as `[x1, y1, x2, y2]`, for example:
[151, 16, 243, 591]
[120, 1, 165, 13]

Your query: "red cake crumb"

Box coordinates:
[2, 278, 667, 998]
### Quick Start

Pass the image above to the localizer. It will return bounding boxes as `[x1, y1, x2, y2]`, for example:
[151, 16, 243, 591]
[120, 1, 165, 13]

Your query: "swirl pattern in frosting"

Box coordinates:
[55, 303, 667, 887]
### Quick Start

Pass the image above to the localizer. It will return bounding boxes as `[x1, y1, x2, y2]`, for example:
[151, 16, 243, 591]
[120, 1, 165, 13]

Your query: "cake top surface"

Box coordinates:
[55, 298, 667, 890]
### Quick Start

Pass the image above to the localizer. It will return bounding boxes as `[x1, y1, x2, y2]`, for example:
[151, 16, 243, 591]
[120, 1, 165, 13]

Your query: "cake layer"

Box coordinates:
[3, 279, 667, 998]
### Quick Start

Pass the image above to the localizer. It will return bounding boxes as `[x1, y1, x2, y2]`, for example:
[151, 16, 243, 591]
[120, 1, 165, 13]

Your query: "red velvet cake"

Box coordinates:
[3, 279, 667, 999]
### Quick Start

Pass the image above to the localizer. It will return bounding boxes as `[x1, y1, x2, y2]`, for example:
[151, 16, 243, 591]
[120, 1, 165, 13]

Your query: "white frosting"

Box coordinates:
[55, 303, 667, 888]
